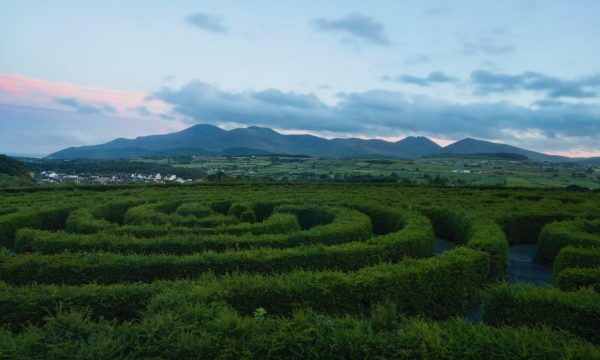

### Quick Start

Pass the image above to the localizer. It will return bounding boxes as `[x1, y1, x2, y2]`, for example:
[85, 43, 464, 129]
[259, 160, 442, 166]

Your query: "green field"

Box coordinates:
[144, 154, 600, 188]
[0, 183, 599, 358]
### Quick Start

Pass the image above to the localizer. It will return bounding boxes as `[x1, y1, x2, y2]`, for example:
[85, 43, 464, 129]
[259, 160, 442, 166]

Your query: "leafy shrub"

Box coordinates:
[496, 212, 571, 245]
[0, 206, 73, 247]
[2, 310, 599, 359]
[554, 246, 600, 279]
[483, 284, 600, 345]
[123, 204, 170, 225]
[0, 283, 160, 329]
[174, 202, 214, 218]
[422, 206, 507, 281]
[239, 210, 256, 223]
[556, 267, 600, 292]
[228, 202, 252, 219]
[537, 219, 600, 265]
[147, 247, 486, 320]
[275, 204, 335, 230]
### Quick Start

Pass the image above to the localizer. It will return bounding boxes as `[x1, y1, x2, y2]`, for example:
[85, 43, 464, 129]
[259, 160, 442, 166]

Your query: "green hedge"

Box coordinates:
[15, 206, 382, 255]
[0, 309, 600, 360]
[496, 211, 571, 245]
[344, 202, 404, 235]
[275, 204, 336, 230]
[4, 307, 595, 359]
[64, 200, 141, 234]
[483, 284, 600, 345]
[0, 247, 483, 329]
[537, 220, 600, 265]
[467, 220, 508, 281]
[557, 267, 600, 292]
[239, 210, 256, 223]
[0, 283, 160, 330]
[554, 246, 600, 279]
[190, 247, 487, 319]
[123, 204, 170, 225]
[174, 202, 214, 218]
[0, 206, 74, 248]
[113, 211, 298, 237]
[421, 207, 471, 244]
[65, 207, 116, 234]
[422, 207, 508, 281]
[112, 205, 371, 244]
[1, 216, 428, 285]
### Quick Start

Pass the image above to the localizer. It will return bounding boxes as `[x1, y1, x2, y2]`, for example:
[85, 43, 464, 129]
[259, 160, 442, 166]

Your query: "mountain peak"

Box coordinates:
[245, 126, 281, 135]
[396, 136, 441, 147]
[184, 124, 225, 133]
[46, 124, 571, 161]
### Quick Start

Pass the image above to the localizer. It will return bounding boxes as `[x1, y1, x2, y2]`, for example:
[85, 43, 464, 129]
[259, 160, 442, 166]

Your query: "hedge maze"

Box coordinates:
[0, 184, 599, 358]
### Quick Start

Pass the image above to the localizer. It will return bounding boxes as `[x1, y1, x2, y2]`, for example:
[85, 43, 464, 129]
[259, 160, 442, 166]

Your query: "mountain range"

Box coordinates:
[47, 124, 572, 162]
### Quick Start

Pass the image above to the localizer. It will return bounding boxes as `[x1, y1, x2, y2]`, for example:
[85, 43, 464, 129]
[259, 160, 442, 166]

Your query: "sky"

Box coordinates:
[1, 0, 600, 157]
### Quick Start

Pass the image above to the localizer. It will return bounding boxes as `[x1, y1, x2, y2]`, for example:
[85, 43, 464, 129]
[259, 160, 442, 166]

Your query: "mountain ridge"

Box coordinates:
[47, 124, 571, 162]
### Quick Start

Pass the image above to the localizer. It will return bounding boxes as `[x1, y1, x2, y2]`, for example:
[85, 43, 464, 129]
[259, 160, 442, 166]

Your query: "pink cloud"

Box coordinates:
[547, 150, 600, 158]
[0, 73, 169, 115]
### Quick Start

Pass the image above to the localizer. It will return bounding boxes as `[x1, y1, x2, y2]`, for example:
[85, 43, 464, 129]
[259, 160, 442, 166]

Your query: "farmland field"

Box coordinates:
[153, 154, 600, 188]
[0, 183, 599, 358]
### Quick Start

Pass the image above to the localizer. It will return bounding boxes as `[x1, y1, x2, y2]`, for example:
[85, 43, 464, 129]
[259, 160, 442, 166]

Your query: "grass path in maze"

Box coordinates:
[507, 244, 552, 285]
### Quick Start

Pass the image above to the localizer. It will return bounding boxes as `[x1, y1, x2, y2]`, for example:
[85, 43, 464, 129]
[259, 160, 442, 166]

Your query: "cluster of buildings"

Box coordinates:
[206, 168, 256, 175]
[36, 171, 192, 185]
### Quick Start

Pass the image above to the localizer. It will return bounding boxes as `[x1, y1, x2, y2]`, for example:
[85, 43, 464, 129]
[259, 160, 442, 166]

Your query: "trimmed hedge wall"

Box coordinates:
[1, 213, 430, 285]
[557, 267, 600, 292]
[174, 202, 214, 218]
[3, 308, 597, 359]
[190, 247, 487, 319]
[554, 246, 600, 279]
[14, 207, 379, 254]
[537, 220, 600, 265]
[466, 220, 509, 281]
[0, 283, 160, 330]
[0, 206, 74, 248]
[65, 200, 142, 234]
[422, 206, 508, 281]
[483, 284, 600, 345]
[0, 247, 485, 328]
[496, 211, 572, 245]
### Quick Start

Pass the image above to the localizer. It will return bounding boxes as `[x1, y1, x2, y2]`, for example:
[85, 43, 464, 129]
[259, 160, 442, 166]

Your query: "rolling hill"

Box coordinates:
[47, 124, 571, 162]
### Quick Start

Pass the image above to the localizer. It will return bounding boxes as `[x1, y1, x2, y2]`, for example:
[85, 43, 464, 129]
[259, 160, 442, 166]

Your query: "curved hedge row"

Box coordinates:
[537, 219, 600, 265]
[557, 267, 600, 292]
[64, 199, 142, 234]
[0, 210, 434, 285]
[483, 284, 600, 345]
[421, 206, 508, 281]
[495, 211, 572, 245]
[0, 247, 486, 329]
[554, 246, 600, 280]
[12, 206, 378, 254]
[0, 205, 75, 248]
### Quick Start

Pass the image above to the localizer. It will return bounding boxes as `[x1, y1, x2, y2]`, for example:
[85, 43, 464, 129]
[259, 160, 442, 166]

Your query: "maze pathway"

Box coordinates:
[507, 244, 552, 285]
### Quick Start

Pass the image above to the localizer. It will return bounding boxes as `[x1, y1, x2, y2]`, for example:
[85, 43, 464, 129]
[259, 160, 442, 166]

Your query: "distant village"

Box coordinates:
[36, 171, 193, 185]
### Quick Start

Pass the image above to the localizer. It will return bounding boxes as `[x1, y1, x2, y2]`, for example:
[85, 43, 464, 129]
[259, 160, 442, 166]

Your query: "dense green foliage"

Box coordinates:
[1, 183, 600, 357]
[2, 310, 599, 360]
[0, 155, 28, 177]
[422, 206, 508, 281]
[537, 219, 600, 264]
[483, 284, 600, 344]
